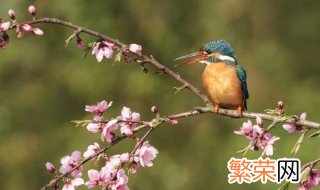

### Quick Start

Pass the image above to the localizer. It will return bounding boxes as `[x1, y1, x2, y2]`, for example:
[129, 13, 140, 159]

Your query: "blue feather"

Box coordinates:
[236, 65, 249, 110]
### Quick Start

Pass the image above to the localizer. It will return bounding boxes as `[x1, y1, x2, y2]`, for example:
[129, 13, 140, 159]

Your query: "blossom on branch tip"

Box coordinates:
[283, 113, 306, 133]
[85, 100, 112, 116]
[0, 22, 10, 32]
[59, 150, 83, 178]
[28, 5, 36, 15]
[45, 162, 56, 174]
[62, 178, 84, 190]
[32, 28, 44, 36]
[128, 43, 142, 54]
[118, 107, 140, 136]
[92, 41, 114, 62]
[8, 9, 15, 20]
[101, 119, 118, 143]
[76, 36, 84, 48]
[134, 141, 158, 167]
[83, 142, 101, 158]
[277, 101, 284, 110]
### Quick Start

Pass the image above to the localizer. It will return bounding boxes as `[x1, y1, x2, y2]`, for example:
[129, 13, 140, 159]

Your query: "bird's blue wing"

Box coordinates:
[236, 65, 249, 110]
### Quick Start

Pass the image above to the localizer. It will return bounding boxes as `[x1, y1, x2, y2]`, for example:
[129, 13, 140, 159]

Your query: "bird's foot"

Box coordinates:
[214, 104, 220, 114]
[236, 106, 243, 117]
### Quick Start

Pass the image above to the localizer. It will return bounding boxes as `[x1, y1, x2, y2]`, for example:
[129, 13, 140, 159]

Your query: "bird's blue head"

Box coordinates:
[174, 39, 237, 66]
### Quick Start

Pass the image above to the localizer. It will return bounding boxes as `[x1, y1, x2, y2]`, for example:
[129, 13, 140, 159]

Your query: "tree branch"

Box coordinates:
[9, 17, 210, 104]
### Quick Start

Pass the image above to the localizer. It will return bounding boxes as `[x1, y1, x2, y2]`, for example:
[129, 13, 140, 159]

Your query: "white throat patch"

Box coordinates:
[218, 55, 236, 62]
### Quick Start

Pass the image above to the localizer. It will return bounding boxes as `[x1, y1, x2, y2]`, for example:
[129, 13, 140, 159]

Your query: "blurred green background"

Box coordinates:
[1, 0, 320, 189]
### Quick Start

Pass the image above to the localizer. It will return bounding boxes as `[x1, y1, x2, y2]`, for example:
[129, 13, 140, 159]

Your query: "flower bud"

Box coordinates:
[129, 162, 139, 174]
[120, 153, 130, 163]
[8, 9, 15, 20]
[128, 43, 142, 54]
[28, 5, 36, 15]
[0, 32, 10, 48]
[256, 116, 263, 126]
[125, 56, 131, 63]
[32, 28, 44, 36]
[21, 24, 32, 32]
[151, 106, 159, 114]
[0, 22, 10, 32]
[169, 119, 178, 125]
[45, 162, 56, 174]
[277, 101, 284, 110]
[76, 36, 84, 48]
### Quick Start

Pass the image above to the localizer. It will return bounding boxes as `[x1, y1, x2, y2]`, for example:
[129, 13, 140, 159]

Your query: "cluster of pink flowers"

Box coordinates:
[234, 116, 280, 156]
[85, 101, 142, 142]
[91, 41, 142, 62]
[299, 169, 320, 190]
[0, 5, 43, 49]
[45, 100, 158, 190]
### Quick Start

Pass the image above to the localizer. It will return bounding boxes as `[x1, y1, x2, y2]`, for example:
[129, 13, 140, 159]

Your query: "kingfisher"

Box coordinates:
[174, 39, 249, 116]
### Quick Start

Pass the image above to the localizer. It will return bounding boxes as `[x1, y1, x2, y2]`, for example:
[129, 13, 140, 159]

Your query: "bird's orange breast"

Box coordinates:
[202, 62, 243, 109]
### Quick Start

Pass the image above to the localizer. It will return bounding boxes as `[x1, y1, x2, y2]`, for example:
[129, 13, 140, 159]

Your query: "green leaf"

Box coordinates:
[236, 145, 251, 157]
[277, 181, 290, 190]
[291, 131, 307, 155]
[114, 52, 122, 63]
[71, 119, 91, 127]
[84, 42, 96, 58]
[308, 130, 320, 138]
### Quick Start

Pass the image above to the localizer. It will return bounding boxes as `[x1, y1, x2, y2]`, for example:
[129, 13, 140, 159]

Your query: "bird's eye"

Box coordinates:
[201, 50, 211, 55]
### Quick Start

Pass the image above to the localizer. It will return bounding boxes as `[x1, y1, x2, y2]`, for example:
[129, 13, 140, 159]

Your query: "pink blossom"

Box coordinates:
[85, 100, 112, 115]
[110, 169, 129, 190]
[118, 107, 140, 136]
[283, 113, 306, 133]
[135, 141, 158, 167]
[21, 24, 32, 32]
[85, 169, 111, 188]
[0, 22, 10, 32]
[234, 120, 253, 135]
[101, 119, 118, 142]
[87, 123, 103, 133]
[120, 153, 130, 163]
[151, 106, 158, 114]
[92, 41, 114, 62]
[32, 28, 44, 36]
[8, 9, 15, 20]
[59, 150, 83, 178]
[128, 43, 142, 54]
[277, 101, 284, 110]
[0, 32, 9, 48]
[45, 162, 56, 174]
[62, 178, 84, 190]
[259, 133, 280, 156]
[299, 169, 320, 190]
[129, 162, 139, 174]
[256, 116, 263, 127]
[76, 36, 84, 48]
[83, 142, 100, 158]
[28, 5, 36, 15]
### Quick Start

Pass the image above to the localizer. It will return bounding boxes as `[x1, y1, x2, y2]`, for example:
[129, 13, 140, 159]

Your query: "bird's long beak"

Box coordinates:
[173, 52, 206, 67]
